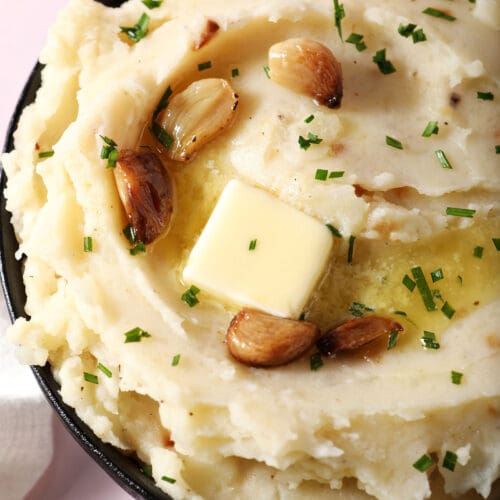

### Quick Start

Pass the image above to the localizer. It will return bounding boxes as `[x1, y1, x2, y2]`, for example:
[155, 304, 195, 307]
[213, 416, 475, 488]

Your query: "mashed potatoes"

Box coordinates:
[2, 0, 500, 498]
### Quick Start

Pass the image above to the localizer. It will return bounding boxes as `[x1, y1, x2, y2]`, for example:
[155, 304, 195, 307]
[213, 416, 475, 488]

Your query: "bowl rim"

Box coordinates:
[0, 20, 172, 500]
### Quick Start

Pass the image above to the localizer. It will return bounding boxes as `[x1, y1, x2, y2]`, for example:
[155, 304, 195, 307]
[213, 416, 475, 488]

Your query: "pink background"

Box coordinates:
[1, 1, 133, 499]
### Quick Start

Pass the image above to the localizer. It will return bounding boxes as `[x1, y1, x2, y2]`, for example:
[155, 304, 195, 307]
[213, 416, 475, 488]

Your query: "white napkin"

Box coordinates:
[0, 298, 54, 500]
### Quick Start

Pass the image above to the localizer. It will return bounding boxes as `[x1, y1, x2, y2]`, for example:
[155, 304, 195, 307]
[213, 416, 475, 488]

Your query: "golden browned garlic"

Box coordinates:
[226, 308, 319, 367]
[114, 150, 174, 245]
[158, 78, 238, 162]
[268, 38, 343, 108]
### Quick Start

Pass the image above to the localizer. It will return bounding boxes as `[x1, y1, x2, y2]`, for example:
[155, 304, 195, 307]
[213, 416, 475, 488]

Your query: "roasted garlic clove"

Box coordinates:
[268, 38, 343, 108]
[114, 149, 174, 245]
[158, 78, 239, 162]
[226, 308, 319, 367]
[317, 316, 403, 356]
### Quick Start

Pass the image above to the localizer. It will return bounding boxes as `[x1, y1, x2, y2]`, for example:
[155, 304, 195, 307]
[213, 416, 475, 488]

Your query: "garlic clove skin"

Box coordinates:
[114, 149, 174, 245]
[269, 38, 343, 109]
[158, 78, 239, 162]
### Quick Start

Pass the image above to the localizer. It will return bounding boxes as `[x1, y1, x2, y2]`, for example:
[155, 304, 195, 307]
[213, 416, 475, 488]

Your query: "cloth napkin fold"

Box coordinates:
[0, 299, 54, 500]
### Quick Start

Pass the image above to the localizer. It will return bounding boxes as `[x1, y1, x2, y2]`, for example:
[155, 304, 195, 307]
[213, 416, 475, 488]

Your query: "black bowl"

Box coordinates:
[0, 3, 171, 499]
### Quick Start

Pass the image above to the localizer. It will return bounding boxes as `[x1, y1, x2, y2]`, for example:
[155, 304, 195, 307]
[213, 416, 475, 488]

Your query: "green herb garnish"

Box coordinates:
[161, 475, 177, 484]
[422, 121, 439, 137]
[130, 241, 146, 255]
[422, 7, 456, 21]
[430, 268, 443, 283]
[398, 23, 417, 37]
[326, 224, 342, 238]
[100, 135, 118, 168]
[198, 60, 212, 71]
[151, 121, 174, 149]
[181, 285, 200, 307]
[412, 29, 427, 43]
[442, 451, 458, 471]
[446, 207, 476, 218]
[97, 362, 112, 378]
[421, 331, 440, 349]
[231, 68, 239, 78]
[451, 370, 463, 385]
[477, 91, 494, 101]
[304, 114, 315, 123]
[120, 13, 150, 43]
[83, 236, 93, 253]
[152, 85, 173, 122]
[329, 171, 344, 178]
[441, 301, 455, 319]
[38, 150, 54, 159]
[171, 354, 181, 366]
[263, 65, 271, 79]
[436, 149, 453, 169]
[387, 330, 400, 350]
[310, 352, 324, 371]
[315, 169, 328, 181]
[413, 454, 434, 472]
[249, 239, 257, 250]
[402, 274, 416, 292]
[411, 266, 437, 311]
[495, 145, 500, 154]
[492, 238, 500, 251]
[142, 0, 162, 8]
[124, 327, 151, 343]
[123, 224, 137, 245]
[347, 235, 356, 264]
[386, 136, 403, 149]
[346, 32, 366, 51]
[473, 246, 484, 258]
[372, 49, 396, 75]
[84, 372, 99, 384]
[349, 302, 374, 317]
[299, 132, 323, 150]
[333, 0, 346, 41]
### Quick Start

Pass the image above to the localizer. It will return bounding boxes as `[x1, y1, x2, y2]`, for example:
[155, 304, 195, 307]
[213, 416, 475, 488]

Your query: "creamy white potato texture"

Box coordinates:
[2, 0, 500, 499]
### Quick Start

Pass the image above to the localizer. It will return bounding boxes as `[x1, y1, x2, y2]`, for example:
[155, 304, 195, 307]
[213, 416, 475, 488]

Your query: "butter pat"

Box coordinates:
[183, 179, 333, 317]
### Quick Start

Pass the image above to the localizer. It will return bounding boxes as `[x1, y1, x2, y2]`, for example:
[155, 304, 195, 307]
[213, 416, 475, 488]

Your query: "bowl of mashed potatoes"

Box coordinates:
[1, 0, 499, 499]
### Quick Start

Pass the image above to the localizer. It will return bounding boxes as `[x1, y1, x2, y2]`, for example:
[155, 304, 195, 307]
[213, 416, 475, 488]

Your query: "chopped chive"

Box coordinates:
[151, 121, 174, 149]
[100, 135, 118, 167]
[386, 136, 403, 149]
[310, 352, 324, 371]
[142, 0, 162, 7]
[84, 372, 99, 384]
[181, 285, 200, 307]
[248, 239, 257, 250]
[198, 60, 212, 71]
[411, 266, 437, 311]
[346, 33, 366, 51]
[120, 13, 150, 43]
[477, 91, 494, 101]
[387, 330, 400, 350]
[299, 132, 323, 150]
[430, 268, 443, 283]
[372, 49, 396, 75]
[413, 454, 434, 472]
[446, 207, 476, 218]
[402, 274, 416, 292]
[435, 150, 452, 169]
[333, 0, 346, 41]
[123, 224, 138, 245]
[171, 354, 181, 366]
[451, 370, 463, 385]
[349, 302, 374, 317]
[107, 148, 119, 168]
[231, 68, 239, 77]
[329, 171, 344, 178]
[161, 475, 177, 484]
[100, 135, 117, 147]
[422, 7, 456, 21]
[326, 224, 342, 238]
[442, 451, 458, 471]
[97, 362, 112, 378]
[422, 121, 439, 137]
[141, 464, 153, 476]
[130, 241, 146, 255]
[394, 310, 407, 316]
[38, 150, 54, 158]
[421, 330, 440, 349]
[398, 23, 416, 37]
[412, 29, 427, 43]
[492, 238, 500, 251]
[473, 246, 483, 258]
[263, 65, 271, 78]
[83, 236, 93, 253]
[347, 235, 356, 264]
[496, 145, 500, 154]
[152, 85, 173, 122]
[124, 326, 151, 343]
[315, 169, 328, 181]
[441, 301, 455, 319]
[304, 114, 315, 123]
